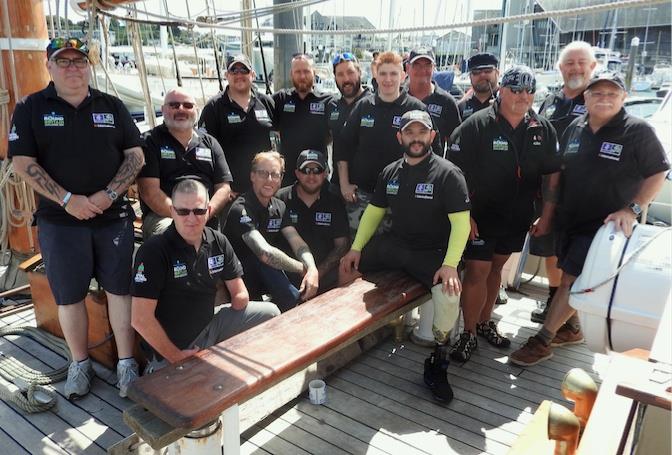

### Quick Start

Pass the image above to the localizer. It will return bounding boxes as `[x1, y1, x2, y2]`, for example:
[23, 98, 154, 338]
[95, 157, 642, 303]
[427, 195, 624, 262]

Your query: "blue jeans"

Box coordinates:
[240, 255, 300, 312]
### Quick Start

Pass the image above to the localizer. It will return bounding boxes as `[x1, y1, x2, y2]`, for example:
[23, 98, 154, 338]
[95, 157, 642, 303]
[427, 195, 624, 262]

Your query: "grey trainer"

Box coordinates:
[64, 359, 94, 400]
[117, 359, 139, 398]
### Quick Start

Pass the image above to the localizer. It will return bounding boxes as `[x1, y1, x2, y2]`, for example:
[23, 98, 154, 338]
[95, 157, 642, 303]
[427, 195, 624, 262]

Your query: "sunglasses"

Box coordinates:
[48, 37, 88, 54]
[332, 52, 357, 67]
[173, 207, 208, 216]
[508, 86, 535, 95]
[471, 68, 495, 76]
[298, 166, 325, 175]
[167, 101, 196, 110]
[292, 52, 314, 61]
[253, 169, 283, 181]
[228, 66, 250, 75]
[53, 57, 89, 69]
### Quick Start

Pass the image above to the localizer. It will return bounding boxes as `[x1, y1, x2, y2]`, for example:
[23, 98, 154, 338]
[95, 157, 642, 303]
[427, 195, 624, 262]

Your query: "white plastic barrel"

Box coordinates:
[570, 222, 672, 354]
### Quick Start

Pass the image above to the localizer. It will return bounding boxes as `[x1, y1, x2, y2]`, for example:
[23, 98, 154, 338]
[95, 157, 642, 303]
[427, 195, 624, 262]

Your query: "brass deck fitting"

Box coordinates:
[547, 402, 581, 455]
[561, 368, 598, 429]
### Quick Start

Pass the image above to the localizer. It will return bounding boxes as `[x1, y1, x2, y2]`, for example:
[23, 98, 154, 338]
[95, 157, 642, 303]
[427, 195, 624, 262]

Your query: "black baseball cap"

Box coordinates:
[399, 110, 432, 131]
[586, 70, 626, 91]
[501, 65, 536, 93]
[409, 48, 435, 65]
[296, 150, 328, 170]
[227, 54, 253, 71]
[467, 53, 498, 71]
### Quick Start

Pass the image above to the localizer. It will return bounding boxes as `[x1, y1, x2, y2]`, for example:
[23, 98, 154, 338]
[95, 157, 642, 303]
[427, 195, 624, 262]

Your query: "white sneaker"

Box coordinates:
[117, 359, 139, 398]
[64, 359, 94, 400]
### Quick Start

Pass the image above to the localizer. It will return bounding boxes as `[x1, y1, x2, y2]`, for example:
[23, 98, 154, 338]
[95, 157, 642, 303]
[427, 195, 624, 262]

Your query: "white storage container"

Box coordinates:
[570, 222, 672, 354]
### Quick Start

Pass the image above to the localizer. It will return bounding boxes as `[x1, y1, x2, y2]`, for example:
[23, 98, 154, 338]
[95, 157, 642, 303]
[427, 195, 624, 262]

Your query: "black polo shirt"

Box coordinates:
[335, 91, 439, 193]
[415, 82, 462, 154]
[224, 191, 291, 260]
[371, 153, 470, 250]
[457, 90, 496, 121]
[140, 123, 232, 218]
[8, 82, 142, 225]
[448, 101, 560, 236]
[276, 183, 349, 264]
[272, 89, 333, 186]
[557, 109, 670, 235]
[538, 90, 586, 139]
[198, 87, 275, 193]
[131, 224, 243, 351]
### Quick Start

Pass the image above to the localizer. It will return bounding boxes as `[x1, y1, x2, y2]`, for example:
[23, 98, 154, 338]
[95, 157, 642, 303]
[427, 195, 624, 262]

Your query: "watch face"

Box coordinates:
[630, 203, 642, 215]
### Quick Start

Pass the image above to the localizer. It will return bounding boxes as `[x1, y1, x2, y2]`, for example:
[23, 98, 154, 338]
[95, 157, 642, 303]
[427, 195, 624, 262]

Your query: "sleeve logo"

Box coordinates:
[134, 263, 147, 283]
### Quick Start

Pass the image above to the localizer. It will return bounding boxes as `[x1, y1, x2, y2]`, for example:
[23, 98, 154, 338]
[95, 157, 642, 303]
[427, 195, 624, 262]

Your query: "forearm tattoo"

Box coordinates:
[25, 163, 62, 199]
[296, 245, 316, 270]
[244, 231, 304, 273]
[541, 175, 559, 204]
[110, 150, 144, 192]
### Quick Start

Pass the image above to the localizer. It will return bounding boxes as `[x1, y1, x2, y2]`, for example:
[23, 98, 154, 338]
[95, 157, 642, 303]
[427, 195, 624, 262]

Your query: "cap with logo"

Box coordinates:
[500, 65, 536, 93]
[46, 37, 89, 60]
[296, 149, 328, 170]
[399, 110, 433, 131]
[227, 54, 253, 71]
[409, 48, 435, 65]
[586, 70, 626, 91]
[467, 53, 498, 71]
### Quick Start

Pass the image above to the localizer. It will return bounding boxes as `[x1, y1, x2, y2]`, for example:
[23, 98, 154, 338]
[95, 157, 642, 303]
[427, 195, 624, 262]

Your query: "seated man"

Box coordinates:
[340, 111, 471, 403]
[131, 179, 279, 371]
[138, 88, 232, 238]
[224, 151, 319, 312]
[276, 150, 349, 293]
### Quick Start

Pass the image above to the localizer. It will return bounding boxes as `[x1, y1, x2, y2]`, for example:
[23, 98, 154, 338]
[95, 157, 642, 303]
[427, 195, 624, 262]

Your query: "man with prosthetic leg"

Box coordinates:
[340, 111, 471, 402]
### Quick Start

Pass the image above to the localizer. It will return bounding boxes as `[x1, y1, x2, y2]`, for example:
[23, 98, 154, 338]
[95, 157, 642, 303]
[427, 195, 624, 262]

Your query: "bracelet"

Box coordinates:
[61, 191, 72, 208]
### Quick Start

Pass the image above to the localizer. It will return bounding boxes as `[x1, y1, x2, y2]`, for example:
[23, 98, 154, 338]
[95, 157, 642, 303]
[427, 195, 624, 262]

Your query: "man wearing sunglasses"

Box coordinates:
[131, 179, 280, 372]
[272, 54, 333, 186]
[457, 53, 500, 121]
[276, 150, 349, 294]
[139, 88, 232, 238]
[199, 55, 275, 196]
[8, 37, 145, 399]
[448, 66, 560, 363]
[224, 152, 320, 312]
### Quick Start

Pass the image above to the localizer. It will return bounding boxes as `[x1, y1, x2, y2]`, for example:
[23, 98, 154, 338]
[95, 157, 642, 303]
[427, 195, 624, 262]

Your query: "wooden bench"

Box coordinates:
[117, 270, 428, 452]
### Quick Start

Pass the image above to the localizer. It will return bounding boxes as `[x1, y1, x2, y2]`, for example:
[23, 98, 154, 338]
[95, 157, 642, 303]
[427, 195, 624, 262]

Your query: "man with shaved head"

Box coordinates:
[139, 88, 233, 238]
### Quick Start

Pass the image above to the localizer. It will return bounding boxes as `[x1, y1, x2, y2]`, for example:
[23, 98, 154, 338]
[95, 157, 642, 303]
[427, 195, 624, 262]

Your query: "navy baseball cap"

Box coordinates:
[296, 150, 328, 170]
[586, 70, 626, 91]
[399, 110, 433, 131]
[468, 53, 498, 71]
[409, 48, 435, 65]
[501, 65, 536, 93]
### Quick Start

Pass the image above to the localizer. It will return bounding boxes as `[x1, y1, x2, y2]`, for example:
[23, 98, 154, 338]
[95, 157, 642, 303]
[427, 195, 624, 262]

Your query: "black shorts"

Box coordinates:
[358, 233, 443, 289]
[37, 218, 134, 305]
[556, 232, 597, 278]
[529, 231, 557, 257]
[463, 231, 527, 262]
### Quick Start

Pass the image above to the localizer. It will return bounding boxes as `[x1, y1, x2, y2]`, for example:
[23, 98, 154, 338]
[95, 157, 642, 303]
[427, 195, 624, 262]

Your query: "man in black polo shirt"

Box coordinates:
[139, 88, 232, 238]
[8, 37, 144, 399]
[457, 53, 499, 121]
[199, 54, 275, 195]
[272, 54, 332, 186]
[510, 72, 670, 366]
[340, 110, 471, 403]
[448, 66, 560, 363]
[530, 41, 596, 324]
[406, 47, 461, 154]
[277, 150, 349, 293]
[131, 179, 279, 371]
[335, 51, 438, 234]
[225, 151, 319, 312]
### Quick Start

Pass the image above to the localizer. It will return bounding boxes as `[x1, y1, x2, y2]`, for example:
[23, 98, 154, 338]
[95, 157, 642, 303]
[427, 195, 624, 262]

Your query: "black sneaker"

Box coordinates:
[449, 331, 477, 362]
[423, 346, 454, 403]
[531, 298, 551, 323]
[495, 286, 508, 305]
[476, 320, 511, 348]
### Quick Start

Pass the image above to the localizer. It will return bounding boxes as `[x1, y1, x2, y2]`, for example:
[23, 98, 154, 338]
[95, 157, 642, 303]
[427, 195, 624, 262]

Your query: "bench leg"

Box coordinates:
[221, 404, 240, 455]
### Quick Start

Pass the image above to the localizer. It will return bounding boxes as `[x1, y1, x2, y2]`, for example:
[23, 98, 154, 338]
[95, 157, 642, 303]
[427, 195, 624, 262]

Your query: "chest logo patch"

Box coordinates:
[572, 104, 587, 115]
[195, 147, 212, 161]
[532, 134, 543, 146]
[565, 138, 580, 154]
[8, 125, 18, 142]
[427, 104, 442, 116]
[598, 142, 623, 161]
[173, 261, 187, 279]
[160, 146, 176, 159]
[267, 218, 282, 231]
[309, 102, 325, 114]
[492, 137, 509, 151]
[227, 112, 242, 123]
[255, 109, 269, 120]
[544, 103, 556, 118]
[360, 115, 375, 128]
[392, 116, 402, 127]
[462, 106, 474, 117]
[239, 214, 252, 224]
[208, 254, 225, 273]
[283, 102, 296, 113]
[415, 183, 434, 199]
[134, 263, 147, 283]
[315, 212, 332, 226]
[92, 112, 115, 128]
[330, 110, 340, 120]
[289, 210, 298, 224]
[43, 113, 64, 127]
[386, 179, 400, 195]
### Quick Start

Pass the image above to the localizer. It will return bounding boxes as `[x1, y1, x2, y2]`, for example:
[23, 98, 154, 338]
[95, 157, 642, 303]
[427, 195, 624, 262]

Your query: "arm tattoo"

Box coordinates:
[243, 231, 304, 273]
[25, 163, 63, 200]
[541, 174, 559, 204]
[296, 245, 317, 270]
[109, 149, 144, 192]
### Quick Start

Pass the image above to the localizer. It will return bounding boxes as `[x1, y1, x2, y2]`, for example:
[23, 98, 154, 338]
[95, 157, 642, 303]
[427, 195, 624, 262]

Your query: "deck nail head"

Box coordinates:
[176, 365, 184, 370]
[214, 384, 223, 390]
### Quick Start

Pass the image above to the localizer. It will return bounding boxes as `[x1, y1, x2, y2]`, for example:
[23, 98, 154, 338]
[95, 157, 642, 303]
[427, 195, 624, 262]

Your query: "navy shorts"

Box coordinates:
[37, 218, 134, 305]
[463, 231, 527, 262]
[529, 231, 557, 257]
[358, 233, 444, 289]
[556, 232, 597, 278]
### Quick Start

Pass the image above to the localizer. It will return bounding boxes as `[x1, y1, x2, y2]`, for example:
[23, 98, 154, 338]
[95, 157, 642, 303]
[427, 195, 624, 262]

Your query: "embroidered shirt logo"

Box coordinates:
[415, 183, 434, 199]
[427, 104, 443, 116]
[134, 263, 147, 283]
[283, 102, 296, 112]
[309, 102, 325, 114]
[195, 147, 212, 161]
[315, 212, 332, 226]
[92, 113, 115, 127]
[544, 103, 556, 118]
[392, 115, 402, 127]
[160, 146, 176, 159]
[239, 215, 252, 224]
[8, 125, 18, 141]
[565, 139, 580, 154]
[43, 113, 64, 127]
[598, 142, 623, 161]
[572, 104, 587, 115]
[267, 218, 282, 231]
[330, 110, 340, 120]
[289, 210, 298, 224]
[255, 109, 270, 120]
[227, 112, 242, 123]
[173, 261, 188, 278]
[360, 115, 375, 128]
[386, 179, 400, 195]
[208, 254, 225, 273]
[492, 137, 509, 151]
[462, 106, 474, 117]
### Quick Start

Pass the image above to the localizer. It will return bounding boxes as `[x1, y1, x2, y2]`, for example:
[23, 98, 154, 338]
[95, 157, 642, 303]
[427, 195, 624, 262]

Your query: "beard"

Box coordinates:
[403, 140, 431, 158]
[293, 78, 313, 94]
[565, 75, 586, 90]
[164, 115, 195, 130]
[337, 79, 361, 98]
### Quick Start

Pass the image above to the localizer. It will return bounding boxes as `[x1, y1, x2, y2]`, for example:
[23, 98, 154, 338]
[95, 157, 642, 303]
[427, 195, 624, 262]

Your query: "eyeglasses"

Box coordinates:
[52, 57, 89, 69]
[332, 52, 357, 67]
[471, 68, 494, 76]
[167, 101, 196, 110]
[588, 91, 621, 99]
[47, 37, 88, 55]
[508, 86, 535, 95]
[173, 207, 208, 216]
[298, 166, 325, 175]
[228, 66, 250, 75]
[253, 169, 283, 181]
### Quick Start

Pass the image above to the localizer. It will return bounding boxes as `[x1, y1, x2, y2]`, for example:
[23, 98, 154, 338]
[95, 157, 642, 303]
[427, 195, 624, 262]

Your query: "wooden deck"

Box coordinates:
[0, 282, 610, 454]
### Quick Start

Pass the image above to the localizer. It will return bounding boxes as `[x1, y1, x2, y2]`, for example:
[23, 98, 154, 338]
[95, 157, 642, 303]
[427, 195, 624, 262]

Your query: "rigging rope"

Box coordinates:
[184, 0, 207, 104]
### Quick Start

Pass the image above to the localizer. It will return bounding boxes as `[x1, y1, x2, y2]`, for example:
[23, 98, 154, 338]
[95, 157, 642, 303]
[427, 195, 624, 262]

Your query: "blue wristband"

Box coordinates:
[61, 191, 72, 208]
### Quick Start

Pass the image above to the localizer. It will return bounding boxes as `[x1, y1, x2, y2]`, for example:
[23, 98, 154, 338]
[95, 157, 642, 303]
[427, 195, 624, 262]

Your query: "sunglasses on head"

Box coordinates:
[228, 66, 250, 75]
[292, 52, 314, 61]
[508, 86, 535, 95]
[167, 101, 196, 110]
[332, 52, 357, 67]
[173, 207, 208, 216]
[298, 166, 325, 175]
[48, 37, 88, 54]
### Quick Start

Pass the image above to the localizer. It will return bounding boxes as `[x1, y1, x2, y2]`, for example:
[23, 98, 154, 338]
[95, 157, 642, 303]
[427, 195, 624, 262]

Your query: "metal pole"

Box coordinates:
[625, 37, 639, 91]
[273, 0, 301, 91]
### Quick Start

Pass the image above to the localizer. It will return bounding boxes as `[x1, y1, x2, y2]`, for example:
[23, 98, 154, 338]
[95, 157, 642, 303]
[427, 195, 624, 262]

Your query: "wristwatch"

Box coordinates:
[104, 187, 119, 202]
[628, 202, 642, 216]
